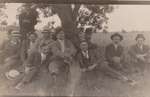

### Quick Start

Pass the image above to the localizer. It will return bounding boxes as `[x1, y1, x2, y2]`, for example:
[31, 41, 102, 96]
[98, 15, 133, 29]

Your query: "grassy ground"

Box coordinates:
[0, 31, 150, 96]
[0, 65, 150, 97]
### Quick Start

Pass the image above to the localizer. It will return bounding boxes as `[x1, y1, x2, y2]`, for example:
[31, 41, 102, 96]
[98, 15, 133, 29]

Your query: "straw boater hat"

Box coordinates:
[42, 29, 49, 33]
[11, 31, 21, 37]
[135, 34, 145, 40]
[111, 33, 123, 41]
[5, 69, 20, 80]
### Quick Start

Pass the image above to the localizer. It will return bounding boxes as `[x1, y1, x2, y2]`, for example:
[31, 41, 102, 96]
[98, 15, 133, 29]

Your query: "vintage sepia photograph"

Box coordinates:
[0, 3, 150, 97]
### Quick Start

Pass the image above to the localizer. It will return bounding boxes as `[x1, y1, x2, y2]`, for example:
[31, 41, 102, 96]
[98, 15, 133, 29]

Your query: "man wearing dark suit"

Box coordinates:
[105, 33, 124, 71]
[19, 5, 38, 39]
[19, 4, 38, 62]
[76, 41, 104, 90]
[49, 28, 76, 81]
[15, 35, 52, 90]
[77, 41, 136, 86]
[129, 34, 150, 72]
[77, 41, 103, 72]
[104, 33, 136, 85]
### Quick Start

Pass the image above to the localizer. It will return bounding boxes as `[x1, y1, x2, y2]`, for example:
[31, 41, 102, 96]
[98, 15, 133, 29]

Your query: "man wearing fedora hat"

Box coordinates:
[105, 33, 124, 71]
[104, 33, 137, 85]
[129, 34, 150, 73]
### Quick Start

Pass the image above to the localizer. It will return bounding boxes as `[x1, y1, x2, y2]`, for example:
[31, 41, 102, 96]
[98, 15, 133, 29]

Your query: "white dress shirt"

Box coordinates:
[82, 50, 89, 59]
[58, 40, 65, 53]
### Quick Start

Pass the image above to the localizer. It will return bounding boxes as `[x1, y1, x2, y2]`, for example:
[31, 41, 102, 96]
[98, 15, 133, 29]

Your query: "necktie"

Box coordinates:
[83, 51, 89, 59]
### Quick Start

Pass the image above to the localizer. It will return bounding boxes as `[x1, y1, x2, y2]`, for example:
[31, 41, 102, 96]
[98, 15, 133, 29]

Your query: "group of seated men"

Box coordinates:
[0, 27, 149, 90]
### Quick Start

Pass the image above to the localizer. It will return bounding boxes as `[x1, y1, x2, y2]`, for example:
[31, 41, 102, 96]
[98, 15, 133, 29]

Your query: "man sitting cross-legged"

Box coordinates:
[129, 34, 150, 73]
[77, 41, 136, 86]
[49, 28, 76, 83]
[15, 33, 52, 90]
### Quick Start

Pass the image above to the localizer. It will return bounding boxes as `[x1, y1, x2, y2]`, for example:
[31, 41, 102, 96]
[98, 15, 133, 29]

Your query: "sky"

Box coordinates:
[3, 4, 150, 32]
[107, 5, 150, 32]
[5, 3, 22, 25]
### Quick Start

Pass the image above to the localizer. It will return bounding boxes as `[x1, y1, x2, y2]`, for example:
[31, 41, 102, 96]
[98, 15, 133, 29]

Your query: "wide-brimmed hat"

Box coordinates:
[135, 34, 145, 40]
[85, 27, 93, 35]
[5, 69, 20, 80]
[111, 33, 123, 41]
[42, 29, 50, 33]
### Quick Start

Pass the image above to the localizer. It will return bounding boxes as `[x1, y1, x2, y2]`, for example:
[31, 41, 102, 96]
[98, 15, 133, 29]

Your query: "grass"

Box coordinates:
[0, 31, 150, 96]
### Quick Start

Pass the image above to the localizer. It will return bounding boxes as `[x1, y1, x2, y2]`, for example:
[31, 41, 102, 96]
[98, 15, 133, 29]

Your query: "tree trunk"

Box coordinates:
[53, 5, 82, 96]
[52, 4, 80, 48]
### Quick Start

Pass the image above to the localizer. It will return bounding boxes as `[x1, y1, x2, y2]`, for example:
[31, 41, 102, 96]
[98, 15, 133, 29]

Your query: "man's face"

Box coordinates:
[24, 6, 30, 12]
[78, 32, 85, 41]
[57, 31, 65, 40]
[80, 42, 88, 51]
[85, 34, 92, 42]
[29, 34, 37, 42]
[112, 36, 121, 44]
[41, 46, 50, 54]
[136, 38, 144, 45]
[42, 32, 50, 38]
[11, 36, 20, 43]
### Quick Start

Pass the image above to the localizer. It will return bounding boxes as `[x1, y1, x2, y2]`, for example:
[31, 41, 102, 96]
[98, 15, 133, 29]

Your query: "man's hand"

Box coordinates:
[113, 57, 121, 63]
[81, 68, 88, 72]
[25, 66, 31, 73]
[4, 57, 13, 63]
[136, 54, 146, 61]
[88, 64, 98, 71]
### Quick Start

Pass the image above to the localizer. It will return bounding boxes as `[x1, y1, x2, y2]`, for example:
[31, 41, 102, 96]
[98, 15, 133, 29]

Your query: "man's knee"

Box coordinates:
[100, 61, 110, 70]
[48, 62, 59, 75]
[23, 67, 38, 83]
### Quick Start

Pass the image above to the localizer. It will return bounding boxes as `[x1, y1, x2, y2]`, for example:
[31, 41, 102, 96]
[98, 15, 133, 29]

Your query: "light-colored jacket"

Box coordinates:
[51, 39, 76, 62]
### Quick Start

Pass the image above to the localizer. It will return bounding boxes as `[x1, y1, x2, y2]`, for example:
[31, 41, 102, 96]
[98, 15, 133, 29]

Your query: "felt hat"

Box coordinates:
[11, 31, 21, 37]
[111, 33, 123, 41]
[135, 34, 145, 40]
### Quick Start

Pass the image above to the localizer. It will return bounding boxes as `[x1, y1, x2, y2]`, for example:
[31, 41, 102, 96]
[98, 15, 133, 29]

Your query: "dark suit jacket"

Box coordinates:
[51, 39, 76, 61]
[77, 46, 104, 69]
[129, 44, 150, 62]
[130, 44, 149, 55]
[24, 50, 41, 68]
[105, 43, 124, 63]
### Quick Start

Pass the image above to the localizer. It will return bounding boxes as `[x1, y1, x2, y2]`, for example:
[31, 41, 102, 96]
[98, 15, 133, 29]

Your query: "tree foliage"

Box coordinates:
[0, 3, 7, 25]
[18, 4, 114, 45]
[18, 4, 114, 31]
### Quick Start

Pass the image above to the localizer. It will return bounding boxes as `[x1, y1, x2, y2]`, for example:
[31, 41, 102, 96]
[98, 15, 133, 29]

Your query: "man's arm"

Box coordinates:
[76, 52, 84, 69]
[105, 45, 113, 63]
[66, 40, 77, 57]
[88, 46, 105, 70]
[51, 42, 65, 58]
[0, 40, 7, 52]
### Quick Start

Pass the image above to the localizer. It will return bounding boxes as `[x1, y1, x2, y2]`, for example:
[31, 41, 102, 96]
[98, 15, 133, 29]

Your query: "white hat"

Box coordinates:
[5, 69, 20, 80]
